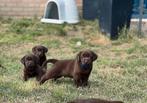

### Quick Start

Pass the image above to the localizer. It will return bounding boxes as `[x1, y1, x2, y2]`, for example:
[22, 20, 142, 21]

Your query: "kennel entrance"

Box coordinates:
[45, 2, 59, 19]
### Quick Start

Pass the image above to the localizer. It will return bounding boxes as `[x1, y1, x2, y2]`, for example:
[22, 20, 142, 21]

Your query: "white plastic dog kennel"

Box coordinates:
[41, 0, 79, 24]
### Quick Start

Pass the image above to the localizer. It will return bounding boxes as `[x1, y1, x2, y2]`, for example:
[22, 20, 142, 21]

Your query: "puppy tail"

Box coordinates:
[42, 59, 58, 67]
[46, 59, 58, 64]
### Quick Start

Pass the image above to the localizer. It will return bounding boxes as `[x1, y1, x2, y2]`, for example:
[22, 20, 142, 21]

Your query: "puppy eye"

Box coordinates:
[37, 48, 41, 51]
[27, 57, 32, 61]
[83, 54, 90, 57]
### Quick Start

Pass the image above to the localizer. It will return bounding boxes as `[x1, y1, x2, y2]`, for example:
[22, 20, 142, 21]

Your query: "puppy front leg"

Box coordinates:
[81, 78, 88, 87]
[23, 69, 29, 81]
[39, 74, 49, 85]
[23, 75, 28, 81]
[36, 69, 46, 81]
[39, 69, 60, 85]
[74, 79, 83, 87]
[36, 75, 41, 81]
[73, 75, 82, 87]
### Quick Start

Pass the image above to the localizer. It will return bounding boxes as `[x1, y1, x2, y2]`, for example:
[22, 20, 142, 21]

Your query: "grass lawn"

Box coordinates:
[0, 18, 147, 103]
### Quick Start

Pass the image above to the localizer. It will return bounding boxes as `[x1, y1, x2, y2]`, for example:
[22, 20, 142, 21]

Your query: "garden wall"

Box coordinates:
[0, 0, 82, 18]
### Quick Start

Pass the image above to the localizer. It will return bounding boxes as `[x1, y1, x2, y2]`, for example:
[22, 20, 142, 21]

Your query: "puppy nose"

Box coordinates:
[28, 62, 32, 65]
[38, 52, 42, 55]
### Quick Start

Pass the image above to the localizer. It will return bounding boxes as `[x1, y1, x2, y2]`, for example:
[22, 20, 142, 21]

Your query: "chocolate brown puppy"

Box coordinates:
[21, 54, 46, 81]
[67, 98, 124, 103]
[32, 45, 48, 69]
[39, 50, 97, 87]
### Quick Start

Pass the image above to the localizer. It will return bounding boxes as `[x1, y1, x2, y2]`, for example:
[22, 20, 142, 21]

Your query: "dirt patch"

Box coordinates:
[0, 43, 35, 58]
[98, 67, 124, 77]
[87, 35, 111, 46]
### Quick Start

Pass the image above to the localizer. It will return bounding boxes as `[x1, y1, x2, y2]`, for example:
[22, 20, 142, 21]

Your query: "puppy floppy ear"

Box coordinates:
[32, 46, 37, 54]
[76, 51, 82, 62]
[91, 51, 98, 61]
[20, 56, 26, 64]
[43, 46, 48, 53]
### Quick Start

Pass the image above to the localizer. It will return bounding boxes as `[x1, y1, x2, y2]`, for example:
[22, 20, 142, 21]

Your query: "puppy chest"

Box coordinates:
[27, 71, 37, 77]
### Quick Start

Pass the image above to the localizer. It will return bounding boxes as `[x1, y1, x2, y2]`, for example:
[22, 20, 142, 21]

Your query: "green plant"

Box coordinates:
[117, 26, 138, 43]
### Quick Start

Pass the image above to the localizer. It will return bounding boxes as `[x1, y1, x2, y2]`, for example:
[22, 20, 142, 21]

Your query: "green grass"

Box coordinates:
[0, 18, 147, 103]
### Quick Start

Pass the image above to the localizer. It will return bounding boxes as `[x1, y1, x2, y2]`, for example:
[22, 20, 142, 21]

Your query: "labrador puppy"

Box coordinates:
[21, 54, 46, 81]
[32, 45, 48, 69]
[67, 98, 124, 103]
[39, 50, 97, 87]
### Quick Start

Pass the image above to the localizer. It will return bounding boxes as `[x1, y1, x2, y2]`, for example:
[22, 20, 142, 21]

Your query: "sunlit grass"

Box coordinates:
[0, 18, 147, 103]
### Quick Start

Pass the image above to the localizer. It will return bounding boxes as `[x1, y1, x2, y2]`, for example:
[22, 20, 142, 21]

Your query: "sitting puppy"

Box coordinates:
[32, 45, 48, 69]
[21, 54, 46, 81]
[39, 50, 97, 87]
[67, 98, 124, 103]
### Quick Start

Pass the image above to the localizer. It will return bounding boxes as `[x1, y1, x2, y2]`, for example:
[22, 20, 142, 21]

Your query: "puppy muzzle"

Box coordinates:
[80, 63, 91, 70]
[81, 58, 91, 64]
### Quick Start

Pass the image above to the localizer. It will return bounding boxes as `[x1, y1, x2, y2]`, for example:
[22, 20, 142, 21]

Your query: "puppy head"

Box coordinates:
[32, 45, 48, 57]
[21, 54, 39, 68]
[77, 50, 97, 65]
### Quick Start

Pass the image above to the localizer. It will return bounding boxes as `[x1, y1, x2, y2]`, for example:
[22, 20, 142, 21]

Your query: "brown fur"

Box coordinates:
[67, 98, 124, 103]
[21, 54, 46, 81]
[32, 45, 48, 69]
[39, 50, 97, 87]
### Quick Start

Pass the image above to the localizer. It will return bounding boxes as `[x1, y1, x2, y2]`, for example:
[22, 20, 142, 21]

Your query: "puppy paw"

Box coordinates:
[39, 81, 43, 85]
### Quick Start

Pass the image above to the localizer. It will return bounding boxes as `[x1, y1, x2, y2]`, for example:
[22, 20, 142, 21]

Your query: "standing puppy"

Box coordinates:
[67, 98, 124, 103]
[39, 50, 97, 87]
[32, 45, 48, 69]
[21, 54, 46, 81]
